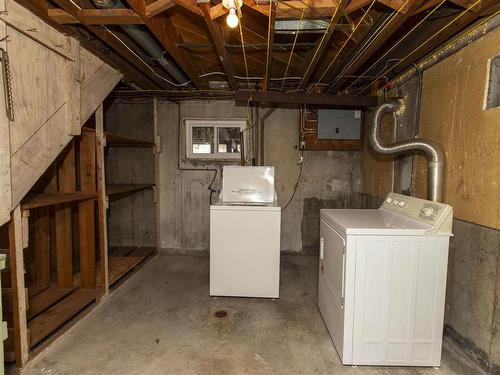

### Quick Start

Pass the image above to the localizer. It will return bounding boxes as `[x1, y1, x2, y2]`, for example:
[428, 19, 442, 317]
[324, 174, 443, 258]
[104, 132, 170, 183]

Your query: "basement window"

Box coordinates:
[485, 55, 500, 109]
[185, 119, 246, 159]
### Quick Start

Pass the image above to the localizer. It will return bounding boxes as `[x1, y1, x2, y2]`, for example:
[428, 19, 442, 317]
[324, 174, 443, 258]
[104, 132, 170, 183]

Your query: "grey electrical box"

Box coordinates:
[317, 109, 362, 140]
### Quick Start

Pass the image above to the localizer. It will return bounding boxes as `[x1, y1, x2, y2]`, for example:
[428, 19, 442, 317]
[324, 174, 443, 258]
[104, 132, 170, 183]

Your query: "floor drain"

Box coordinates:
[214, 310, 227, 318]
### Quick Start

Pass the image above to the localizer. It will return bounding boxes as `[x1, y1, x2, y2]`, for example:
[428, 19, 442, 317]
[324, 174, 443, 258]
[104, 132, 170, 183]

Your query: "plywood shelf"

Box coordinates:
[108, 256, 145, 286]
[105, 132, 154, 147]
[21, 192, 97, 211]
[106, 183, 154, 196]
[28, 289, 98, 348]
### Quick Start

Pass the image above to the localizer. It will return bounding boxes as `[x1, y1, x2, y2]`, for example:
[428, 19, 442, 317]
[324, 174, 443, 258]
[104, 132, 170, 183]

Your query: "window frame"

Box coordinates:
[185, 119, 247, 160]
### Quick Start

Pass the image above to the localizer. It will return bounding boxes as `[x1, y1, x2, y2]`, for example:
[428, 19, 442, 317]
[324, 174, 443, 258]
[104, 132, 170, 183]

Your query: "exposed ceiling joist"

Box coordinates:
[262, 1, 276, 92]
[235, 90, 378, 108]
[146, 0, 176, 17]
[386, 0, 500, 79]
[126, 0, 204, 88]
[199, 3, 238, 90]
[327, 0, 424, 94]
[297, 0, 349, 90]
[48, 8, 144, 24]
[377, 0, 411, 13]
[243, 0, 270, 16]
[449, 0, 482, 11]
[412, 0, 441, 15]
[51, 0, 167, 89]
[172, 0, 203, 16]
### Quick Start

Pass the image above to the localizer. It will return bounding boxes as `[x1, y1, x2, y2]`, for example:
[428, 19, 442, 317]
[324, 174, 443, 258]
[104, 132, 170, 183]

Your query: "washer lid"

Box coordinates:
[320, 209, 434, 236]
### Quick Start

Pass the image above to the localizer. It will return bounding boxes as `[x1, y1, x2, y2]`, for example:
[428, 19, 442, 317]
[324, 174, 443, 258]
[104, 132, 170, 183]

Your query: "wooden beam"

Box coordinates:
[200, 3, 238, 90]
[262, 1, 276, 92]
[412, 0, 441, 14]
[78, 129, 97, 289]
[243, 0, 270, 16]
[327, 0, 425, 94]
[297, 0, 349, 90]
[394, 0, 499, 75]
[378, 0, 410, 13]
[95, 105, 109, 296]
[235, 90, 377, 108]
[8, 205, 29, 367]
[48, 8, 144, 25]
[210, 3, 228, 19]
[126, 0, 203, 88]
[449, 0, 482, 12]
[345, 0, 372, 12]
[146, 0, 176, 17]
[55, 143, 76, 289]
[171, 0, 203, 16]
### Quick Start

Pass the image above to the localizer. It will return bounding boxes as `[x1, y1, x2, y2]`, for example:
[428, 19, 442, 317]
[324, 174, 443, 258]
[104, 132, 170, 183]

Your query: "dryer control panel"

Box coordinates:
[381, 193, 453, 235]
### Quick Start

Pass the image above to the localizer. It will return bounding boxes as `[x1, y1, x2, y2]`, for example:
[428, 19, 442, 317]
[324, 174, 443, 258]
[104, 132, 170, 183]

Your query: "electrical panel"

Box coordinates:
[317, 109, 362, 140]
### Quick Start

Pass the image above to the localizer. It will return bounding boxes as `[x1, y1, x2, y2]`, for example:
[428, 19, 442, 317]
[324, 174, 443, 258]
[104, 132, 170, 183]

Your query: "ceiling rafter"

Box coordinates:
[15, 0, 159, 89]
[146, 0, 176, 17]
[199, 3, 238, 90]
[48, 8, 144, 24]
[262, 1, 276, 92]
[327, 0, 425, 94]
[51, 0, 171, 89]
[297, 0, 349, 90]
[391, 0, 499, 75]
[125, 0, 204, 88]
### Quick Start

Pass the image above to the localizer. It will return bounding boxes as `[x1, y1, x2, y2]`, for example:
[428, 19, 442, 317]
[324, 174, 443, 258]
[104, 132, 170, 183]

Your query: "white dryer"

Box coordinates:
[318, 193, 453, 367]
[210, 166, 281, 298]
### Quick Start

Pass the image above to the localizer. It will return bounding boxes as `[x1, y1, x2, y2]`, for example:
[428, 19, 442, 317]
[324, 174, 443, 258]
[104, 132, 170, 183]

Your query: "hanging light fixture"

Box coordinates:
[223, 0, 242, 28]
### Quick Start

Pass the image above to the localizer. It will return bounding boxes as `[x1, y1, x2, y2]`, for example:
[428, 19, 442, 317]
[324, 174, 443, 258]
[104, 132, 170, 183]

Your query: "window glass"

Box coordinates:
[217, 127, 241, 154]
[192, 126, 214, 154]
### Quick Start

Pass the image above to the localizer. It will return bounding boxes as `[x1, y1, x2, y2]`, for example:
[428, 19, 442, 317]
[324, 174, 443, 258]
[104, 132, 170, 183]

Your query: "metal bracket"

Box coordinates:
[0, 48, 14, 121]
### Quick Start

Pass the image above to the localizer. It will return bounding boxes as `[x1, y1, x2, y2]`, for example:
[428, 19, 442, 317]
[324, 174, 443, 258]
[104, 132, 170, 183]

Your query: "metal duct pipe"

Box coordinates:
[370, 102, 445, 202]
[92, 0, 191, 86]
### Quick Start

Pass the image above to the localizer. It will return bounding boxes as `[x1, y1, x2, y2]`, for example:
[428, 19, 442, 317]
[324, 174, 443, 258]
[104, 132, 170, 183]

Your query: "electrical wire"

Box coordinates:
[102, 26, 193, 87]
[282, 150, 304, 211]
[341, 0, 447, 95]
[309, 0, 378, 94]
[237, 2, 251, 91]
[281, 7, 306, 92]
[354, 0, 490, 95]
[297, 0, 341, 90]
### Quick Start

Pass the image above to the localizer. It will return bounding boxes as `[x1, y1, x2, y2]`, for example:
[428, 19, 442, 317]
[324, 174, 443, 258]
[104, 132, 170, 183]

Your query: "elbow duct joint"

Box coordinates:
[369, 102, 445, 202]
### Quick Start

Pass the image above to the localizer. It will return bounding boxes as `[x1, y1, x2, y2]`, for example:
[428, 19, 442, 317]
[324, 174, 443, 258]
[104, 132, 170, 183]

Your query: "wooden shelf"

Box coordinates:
[28, 289, 98, 348]
[21, 192, 96, 211]
[108, 256, 145, 285]
[105, 132, 154, 147]
[106, 183, 154, 196]
[27, 287, 75, 320]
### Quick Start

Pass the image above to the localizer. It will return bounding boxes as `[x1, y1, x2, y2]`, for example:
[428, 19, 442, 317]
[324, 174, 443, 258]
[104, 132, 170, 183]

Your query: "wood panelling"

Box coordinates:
[415, 28, 500, 229]
[0, 0, 121, 225]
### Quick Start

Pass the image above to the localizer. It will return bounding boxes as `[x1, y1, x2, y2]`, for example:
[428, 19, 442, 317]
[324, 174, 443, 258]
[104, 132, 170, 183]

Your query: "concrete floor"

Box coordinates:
[22, 255, 484, 375]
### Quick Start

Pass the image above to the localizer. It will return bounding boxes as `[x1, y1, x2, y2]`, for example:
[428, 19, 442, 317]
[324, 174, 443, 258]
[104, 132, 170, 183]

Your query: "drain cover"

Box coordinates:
[214, 310, 228, 318]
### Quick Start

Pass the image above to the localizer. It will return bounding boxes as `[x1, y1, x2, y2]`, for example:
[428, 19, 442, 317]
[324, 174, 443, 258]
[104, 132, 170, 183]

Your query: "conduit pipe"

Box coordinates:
[370, 102, 445, 202]
[92, 0, 192, 87]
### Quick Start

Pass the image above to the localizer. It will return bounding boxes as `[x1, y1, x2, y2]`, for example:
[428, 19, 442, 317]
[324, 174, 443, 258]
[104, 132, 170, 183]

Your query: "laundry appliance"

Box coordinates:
[210, 166, 281, 298]
[318, 192, 452, 367]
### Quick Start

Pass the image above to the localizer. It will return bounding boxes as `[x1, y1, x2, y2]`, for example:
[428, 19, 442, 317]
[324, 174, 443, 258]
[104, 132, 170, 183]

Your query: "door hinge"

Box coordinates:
[0, 48, 14, 121]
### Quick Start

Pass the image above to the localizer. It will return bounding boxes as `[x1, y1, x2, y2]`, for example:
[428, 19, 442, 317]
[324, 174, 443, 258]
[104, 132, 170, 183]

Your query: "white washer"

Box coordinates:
[318, 193, 453, 367]
[210, 166, 281, 298]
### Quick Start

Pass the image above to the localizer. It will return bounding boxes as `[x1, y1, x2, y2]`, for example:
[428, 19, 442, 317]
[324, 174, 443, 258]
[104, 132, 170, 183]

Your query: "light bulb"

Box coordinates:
[226, 8, 238, 28]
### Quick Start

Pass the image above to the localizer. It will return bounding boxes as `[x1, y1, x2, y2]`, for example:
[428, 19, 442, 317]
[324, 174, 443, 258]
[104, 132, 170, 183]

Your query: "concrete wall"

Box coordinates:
[104, 98, 156, 248]
[157, 100, 361, 254]
[358, 25, 500, 373]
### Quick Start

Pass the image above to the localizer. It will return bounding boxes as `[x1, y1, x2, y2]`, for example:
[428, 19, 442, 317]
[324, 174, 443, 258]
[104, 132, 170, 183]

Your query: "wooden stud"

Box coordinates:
[78, 129, 97, 289]
[8, 205, 29, 367]
[95, 105, 109, 296]
[55, 142, 76, 289]
[199, 3, 238, 90]
[33, 209, 51, 289]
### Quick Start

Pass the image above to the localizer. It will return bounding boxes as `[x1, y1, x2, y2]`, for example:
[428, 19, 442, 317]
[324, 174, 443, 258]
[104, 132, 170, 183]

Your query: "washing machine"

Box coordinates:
[210, 166, 281, 298]
[318, 192, 453, 367]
